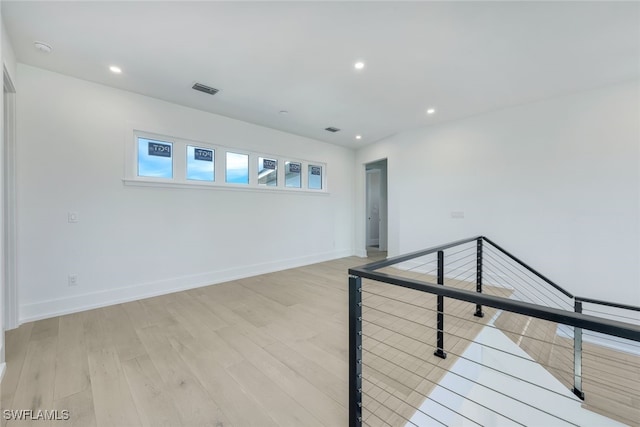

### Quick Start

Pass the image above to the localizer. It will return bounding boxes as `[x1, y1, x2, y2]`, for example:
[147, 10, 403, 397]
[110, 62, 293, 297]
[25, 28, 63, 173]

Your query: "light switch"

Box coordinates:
[68, 212, 79, 223]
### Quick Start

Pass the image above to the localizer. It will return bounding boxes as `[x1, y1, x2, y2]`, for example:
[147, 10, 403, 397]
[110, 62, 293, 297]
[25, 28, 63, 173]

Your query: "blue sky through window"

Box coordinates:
[187, 146, 214, 181]
[226, 152, 249, 184]
[285, 161, 301, 188]
[138, 137, 173, 178]
[309, 165, 322, 189]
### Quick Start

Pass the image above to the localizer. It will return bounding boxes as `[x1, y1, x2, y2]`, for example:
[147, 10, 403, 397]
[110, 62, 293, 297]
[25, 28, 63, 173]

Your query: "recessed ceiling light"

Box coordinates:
[355, 135, 362, 140]
[427, 108, 436, 115]
[354, 61, 365, 70]
[109, 66, 122, 74]
[279, 110, 288, 115]
[33, 41, 53, 54]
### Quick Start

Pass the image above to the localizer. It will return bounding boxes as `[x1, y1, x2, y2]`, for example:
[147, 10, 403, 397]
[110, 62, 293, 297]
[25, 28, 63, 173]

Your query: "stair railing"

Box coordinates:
[349, 236, 640, 426]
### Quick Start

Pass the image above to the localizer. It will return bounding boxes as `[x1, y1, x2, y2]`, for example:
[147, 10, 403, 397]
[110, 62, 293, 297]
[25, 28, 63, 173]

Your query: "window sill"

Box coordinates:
[122, 178, 330, 195]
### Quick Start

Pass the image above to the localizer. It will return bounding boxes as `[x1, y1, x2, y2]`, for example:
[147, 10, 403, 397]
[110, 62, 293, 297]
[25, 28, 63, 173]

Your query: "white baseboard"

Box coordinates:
[355, 248, 368, 258]
[19, 249, 353, 323]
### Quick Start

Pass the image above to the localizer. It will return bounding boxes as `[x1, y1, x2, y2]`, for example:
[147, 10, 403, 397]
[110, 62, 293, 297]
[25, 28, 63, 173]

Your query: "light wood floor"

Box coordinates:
[495, 311, 640, 426]
[1, 254, 638, 426]
[2, 255, 390, 427]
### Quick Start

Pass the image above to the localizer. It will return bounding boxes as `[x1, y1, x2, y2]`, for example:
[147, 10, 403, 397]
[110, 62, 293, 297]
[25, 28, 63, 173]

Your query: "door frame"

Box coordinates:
[364, 159, 388, 254]
[366, 168, 381, 247]
[4, 66, 17, 330]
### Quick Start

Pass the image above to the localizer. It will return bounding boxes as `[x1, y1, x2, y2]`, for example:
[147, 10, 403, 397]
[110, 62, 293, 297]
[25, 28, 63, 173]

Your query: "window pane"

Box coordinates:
[226, 152, 249, 184]
[258, 157, 277, 186]
[187, 146, 214, 181]
[138, 137, 173, 178]
[285, 161, 301, 188]
[308, 165, 322, 190]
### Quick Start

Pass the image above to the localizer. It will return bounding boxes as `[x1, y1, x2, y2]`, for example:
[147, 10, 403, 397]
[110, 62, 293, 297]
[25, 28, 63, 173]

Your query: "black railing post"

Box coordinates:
[475, 237, 485, 318]
[349, 275, 363, 426]
[573, 299, 585, 400]
[434, 250, 447, 359]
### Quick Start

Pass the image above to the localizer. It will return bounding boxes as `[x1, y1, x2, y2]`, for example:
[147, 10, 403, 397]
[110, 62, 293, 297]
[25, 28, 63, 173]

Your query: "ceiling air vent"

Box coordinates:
[325, 127, 341, 133]
[192, 83, 219, 95]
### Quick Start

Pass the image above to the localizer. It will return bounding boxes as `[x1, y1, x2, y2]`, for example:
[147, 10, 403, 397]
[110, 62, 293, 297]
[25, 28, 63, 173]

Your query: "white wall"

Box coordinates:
[1, 21, 16, 333]
[0, 11, 4, 376]
[355, 80, 640, 304]
[2, 21, 16, 84]
[16, 64, 355, 322]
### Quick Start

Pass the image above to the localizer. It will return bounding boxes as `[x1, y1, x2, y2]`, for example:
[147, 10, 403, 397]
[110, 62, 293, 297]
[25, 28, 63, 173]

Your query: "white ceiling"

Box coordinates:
[3, 1, 639, 148]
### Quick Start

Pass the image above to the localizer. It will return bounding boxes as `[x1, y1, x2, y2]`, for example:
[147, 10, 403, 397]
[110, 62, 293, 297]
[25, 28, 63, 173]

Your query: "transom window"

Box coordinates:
[127, 130, 327, 192]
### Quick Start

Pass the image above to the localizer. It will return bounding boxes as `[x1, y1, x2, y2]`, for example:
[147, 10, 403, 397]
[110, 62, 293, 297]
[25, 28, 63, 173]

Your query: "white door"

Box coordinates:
[366, 169, 381, 247]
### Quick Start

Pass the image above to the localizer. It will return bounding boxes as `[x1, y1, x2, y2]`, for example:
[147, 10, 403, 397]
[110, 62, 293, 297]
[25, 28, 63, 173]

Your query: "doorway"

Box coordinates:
[365, 159, 387, 257]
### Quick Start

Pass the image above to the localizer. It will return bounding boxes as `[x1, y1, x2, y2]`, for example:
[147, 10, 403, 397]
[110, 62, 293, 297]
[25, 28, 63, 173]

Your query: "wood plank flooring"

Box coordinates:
[494, 311, 640, 426]
[1, 253, 638, 426]
[1, 256, 384, 427]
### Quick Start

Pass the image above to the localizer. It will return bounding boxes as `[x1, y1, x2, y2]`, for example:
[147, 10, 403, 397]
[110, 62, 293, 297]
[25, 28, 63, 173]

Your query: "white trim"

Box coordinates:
[0, 361, 5, 383]
[126, 127, 329, 194]
[355, 249, 368, 258]
[122, 178, 331, 195]
[19, 249, 352, 323]
[3, 66, 17, 330]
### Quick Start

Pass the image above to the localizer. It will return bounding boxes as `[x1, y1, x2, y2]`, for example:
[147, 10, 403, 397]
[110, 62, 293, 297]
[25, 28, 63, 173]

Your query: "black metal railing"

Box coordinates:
[348, 236, 640, 426]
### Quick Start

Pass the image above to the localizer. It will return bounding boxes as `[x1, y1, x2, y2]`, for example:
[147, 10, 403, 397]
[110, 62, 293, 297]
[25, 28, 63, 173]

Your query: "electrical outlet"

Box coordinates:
[68, 274, 78, 286]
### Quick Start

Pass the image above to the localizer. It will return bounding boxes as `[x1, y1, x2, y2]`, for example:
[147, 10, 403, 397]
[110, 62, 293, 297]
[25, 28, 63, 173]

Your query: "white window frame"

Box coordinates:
[123, 128, 328, 194]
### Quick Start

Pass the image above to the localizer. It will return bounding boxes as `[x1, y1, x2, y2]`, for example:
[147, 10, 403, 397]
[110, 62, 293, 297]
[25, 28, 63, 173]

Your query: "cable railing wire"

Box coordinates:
[362, 304, 577, 382]
[362, 292, 575, 360]
[363, 360, 484, 427]
[362, 288, 576, 356]
[581, 330, 640, 349]
[361, 392, 420, 427]
[480, 265, 574, 342]
[482, 256, 567, 309]
[362, 323, 592, 406]
[483, 246, 573, 308]
[441, 243, 476, 258]
[442, 252, 477, 271]
[362, 313, 577, 387]
[483, 246, 571, 306]
[481, 259, 575, 338]
[583, 352, 640, 370]
[350, 236, 640, 427]
[365, 355, 521, 426]
[483, 252, 572, 311]
[362, 380, 438, 427]
[360, 328, 592, 408]
[362, 404, 400, 427]
[483, 240, 573, 300]
[581, 307, 640, 323]
[367, 336, 578, 426]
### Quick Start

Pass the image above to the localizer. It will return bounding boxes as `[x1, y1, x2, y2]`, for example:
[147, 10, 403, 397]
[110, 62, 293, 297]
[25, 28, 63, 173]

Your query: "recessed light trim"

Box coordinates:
[325, 127, 341, 133]
[354, 61, 365, 70]
[109, 65, 122, 74]
[279, 110, 289, 115]
[33, 41, 53, 54]
[427, 108, 436, 115]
